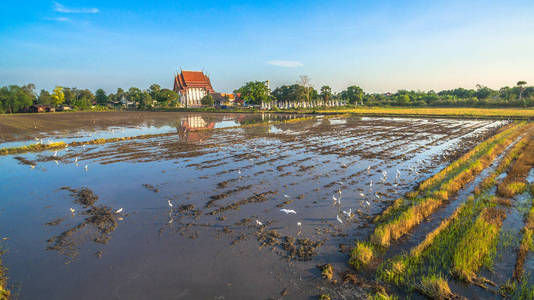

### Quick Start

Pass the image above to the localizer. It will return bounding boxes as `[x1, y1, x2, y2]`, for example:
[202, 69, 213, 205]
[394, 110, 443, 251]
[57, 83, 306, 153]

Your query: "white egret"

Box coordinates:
[280, 209, 296, 214]
[256, 220, 263, 226]
[336, 215, 343, 224]
[168, 200, 173, 208]
[70, 208, 75, 213]
[115, 208, 123, 214]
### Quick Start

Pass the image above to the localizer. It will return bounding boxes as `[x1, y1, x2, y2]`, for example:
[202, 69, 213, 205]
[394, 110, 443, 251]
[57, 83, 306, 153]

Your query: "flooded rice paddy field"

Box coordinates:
[0, 112, 524, 299]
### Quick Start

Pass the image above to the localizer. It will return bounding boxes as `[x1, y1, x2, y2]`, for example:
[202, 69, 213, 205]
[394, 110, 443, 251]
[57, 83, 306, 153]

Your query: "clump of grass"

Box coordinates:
[371, 197, 441, 247]
[452, 207, 506, 282]
[320, 264, 334, 281]
[0, 253, 9, 300]
[0, 141, 67, 155]
[318, 294, 331, 300]
[498, 181, 528, 198]
[498, 135, 534, 197]
[368, 291, 397, 300]
[350, 241, 375, 269]
[418, 274, 452, 299]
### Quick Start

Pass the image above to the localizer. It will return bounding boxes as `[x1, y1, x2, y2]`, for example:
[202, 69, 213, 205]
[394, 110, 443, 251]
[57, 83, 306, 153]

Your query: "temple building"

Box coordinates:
[173, 70, 215, 107]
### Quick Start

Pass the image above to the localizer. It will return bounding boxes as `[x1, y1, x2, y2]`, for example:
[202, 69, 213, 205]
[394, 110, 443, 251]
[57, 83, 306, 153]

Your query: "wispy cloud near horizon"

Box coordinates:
[44, 16, 70, 22]
[267, 60, 303, 68]
[54, 2, 99, 14]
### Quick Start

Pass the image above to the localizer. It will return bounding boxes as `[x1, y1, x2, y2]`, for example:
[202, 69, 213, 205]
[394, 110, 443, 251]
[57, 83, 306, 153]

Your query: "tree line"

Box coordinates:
[0, 83, 179, 113]
[235, 79, 533, 108]
[1, 79, 533, 113]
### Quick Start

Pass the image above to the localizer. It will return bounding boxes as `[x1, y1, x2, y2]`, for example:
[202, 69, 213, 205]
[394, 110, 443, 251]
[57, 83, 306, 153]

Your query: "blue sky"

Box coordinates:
[1, 0, 533, 93]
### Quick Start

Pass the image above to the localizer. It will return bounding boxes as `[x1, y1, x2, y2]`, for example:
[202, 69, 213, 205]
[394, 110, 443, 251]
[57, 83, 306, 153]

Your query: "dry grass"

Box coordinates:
[320, 264, 334, 281]
[0, 141, 67, 155]
[316, 106, 534, 119]
[497, 135, 534, 197]
[350, 241, 375, 269]
[419, 274, 453, 300]
[371, 198, 441, 247]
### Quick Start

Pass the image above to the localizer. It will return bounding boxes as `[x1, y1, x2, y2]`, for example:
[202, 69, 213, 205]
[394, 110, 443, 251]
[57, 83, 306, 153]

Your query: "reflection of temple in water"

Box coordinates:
[179, 115, 215, 131]
[176, 115, 216, 142]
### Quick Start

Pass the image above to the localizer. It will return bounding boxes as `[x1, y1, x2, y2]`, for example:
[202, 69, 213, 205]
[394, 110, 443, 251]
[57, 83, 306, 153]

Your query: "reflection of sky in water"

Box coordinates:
[0, 126, 176, 149]
[0, 113, 305, 149]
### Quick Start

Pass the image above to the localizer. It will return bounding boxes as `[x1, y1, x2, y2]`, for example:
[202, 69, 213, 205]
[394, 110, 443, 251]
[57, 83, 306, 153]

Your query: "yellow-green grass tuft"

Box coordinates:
[419, 274, 452, 300]
[368, 291, 397, 300]
[350, 241, 375, 269]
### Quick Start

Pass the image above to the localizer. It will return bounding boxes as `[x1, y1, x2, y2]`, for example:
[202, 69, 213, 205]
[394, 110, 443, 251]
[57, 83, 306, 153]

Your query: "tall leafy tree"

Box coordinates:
[51, 86, 65, 106]
[95, 89, 108, 105]
[149, 84, 161, 100]
[234, 81, 270, 105]
[320, 86, 332, 102]
[0, 85, 34, 113]
[157, 89, 178, 107]
[38, 89, 52, 105]
[343, 85, 364, 104]
[517, 81, 527, 100]
[138, 91, 152, 109]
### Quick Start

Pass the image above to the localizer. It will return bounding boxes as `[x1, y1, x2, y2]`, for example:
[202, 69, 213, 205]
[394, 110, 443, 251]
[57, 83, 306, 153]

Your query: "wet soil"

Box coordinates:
[0, 112, 508, 299]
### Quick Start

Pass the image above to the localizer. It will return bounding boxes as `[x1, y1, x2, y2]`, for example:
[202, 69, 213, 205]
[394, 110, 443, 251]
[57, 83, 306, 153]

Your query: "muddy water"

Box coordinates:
[0, 112, 507, 299]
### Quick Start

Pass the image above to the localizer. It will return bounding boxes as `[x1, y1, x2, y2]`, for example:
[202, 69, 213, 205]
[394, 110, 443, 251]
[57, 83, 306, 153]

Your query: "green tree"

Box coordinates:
[343, 85, 364, 105]
[128, 87, 142, 106]
[475, 84, 494, 100]
[38, 89, 52, 105]
[320, 86, 332, 102]
[201, 93, 214, 106]
[76, 89, 94, 109]
[157, 89, 178, 107]
[234, 81, 270, 105]
[51, 86, 65, 106]
[0, 85, 34, 113]
[63, 87, 76, 105]
[95, 89, 108, 105]
[149, 84, 161, 100]
[517, 81, 527, 100]
[138, 91, 152, 109]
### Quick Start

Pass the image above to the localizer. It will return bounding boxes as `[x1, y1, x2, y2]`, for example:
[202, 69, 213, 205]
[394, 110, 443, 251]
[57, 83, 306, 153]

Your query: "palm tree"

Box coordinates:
[517, 81, 527, 100]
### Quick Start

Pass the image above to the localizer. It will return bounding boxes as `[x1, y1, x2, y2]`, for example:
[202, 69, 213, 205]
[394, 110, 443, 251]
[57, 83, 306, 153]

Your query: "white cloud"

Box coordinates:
[54, 2, 99, 13]
[44, 17, 70, 22]
[267, 60, 303, 68]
